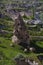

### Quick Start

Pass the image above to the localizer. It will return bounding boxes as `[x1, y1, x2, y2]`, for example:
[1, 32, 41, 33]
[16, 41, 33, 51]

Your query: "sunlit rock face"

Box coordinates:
[12, 14, 30, 48]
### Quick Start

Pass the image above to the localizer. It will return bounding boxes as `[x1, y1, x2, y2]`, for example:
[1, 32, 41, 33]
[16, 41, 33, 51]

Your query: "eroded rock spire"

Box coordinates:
[12, 14, 30, 48]
[5, 5, 30, 48]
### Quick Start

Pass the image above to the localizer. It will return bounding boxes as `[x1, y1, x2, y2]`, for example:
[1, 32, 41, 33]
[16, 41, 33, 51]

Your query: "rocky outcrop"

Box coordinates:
[12, 14, 30, 48]
[5, 5, 30, 48]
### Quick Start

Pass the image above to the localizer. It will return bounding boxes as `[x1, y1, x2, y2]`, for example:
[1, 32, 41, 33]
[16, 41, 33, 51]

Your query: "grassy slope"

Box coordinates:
[0, 37, 42, 65]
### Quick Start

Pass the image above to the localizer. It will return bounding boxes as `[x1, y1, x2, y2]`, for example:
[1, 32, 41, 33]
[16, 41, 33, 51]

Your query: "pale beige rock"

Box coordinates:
[12, 35, 20, 45]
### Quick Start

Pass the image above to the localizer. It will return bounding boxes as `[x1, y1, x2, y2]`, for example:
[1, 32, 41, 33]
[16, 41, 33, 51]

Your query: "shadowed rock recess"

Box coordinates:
[12, 14, 30, 48]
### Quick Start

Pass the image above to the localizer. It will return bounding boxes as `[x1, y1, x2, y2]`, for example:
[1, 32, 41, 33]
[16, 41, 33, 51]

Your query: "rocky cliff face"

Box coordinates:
[12, 14, 30, 48]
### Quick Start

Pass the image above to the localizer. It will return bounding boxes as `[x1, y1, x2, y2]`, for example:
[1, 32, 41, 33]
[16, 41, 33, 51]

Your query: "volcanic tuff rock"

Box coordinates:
[12, 14, 30, 48]
[4, 5, 30, 48]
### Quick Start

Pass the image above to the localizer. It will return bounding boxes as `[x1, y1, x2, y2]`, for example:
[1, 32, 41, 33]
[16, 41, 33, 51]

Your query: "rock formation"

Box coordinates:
[5, 5, 30, 48]
[12, 14, 30, 48]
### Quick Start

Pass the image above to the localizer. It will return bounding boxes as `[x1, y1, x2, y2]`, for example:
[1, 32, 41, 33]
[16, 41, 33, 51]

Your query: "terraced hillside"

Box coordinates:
[0, 0, 43, 65]
[0, 15, 43, 65]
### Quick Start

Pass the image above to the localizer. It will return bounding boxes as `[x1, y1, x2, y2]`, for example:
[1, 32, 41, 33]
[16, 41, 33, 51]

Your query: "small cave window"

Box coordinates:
[16, 30, 18, 32]
[18, 23, 20, 26]
[17, 22, 20, 26]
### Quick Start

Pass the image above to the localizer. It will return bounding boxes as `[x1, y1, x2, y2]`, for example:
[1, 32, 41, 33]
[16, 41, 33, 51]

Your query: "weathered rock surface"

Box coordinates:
[5, 5, 30, 48]
[12, 14, 30, 48]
